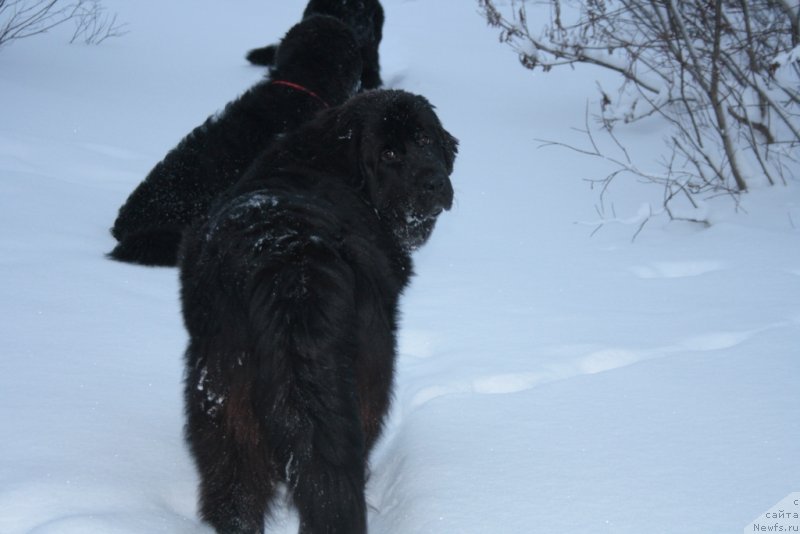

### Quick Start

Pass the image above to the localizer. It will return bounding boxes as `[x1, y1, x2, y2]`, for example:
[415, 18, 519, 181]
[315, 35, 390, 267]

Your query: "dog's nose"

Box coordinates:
[423, 173, 453, 211]
[424, 174, 447, 193]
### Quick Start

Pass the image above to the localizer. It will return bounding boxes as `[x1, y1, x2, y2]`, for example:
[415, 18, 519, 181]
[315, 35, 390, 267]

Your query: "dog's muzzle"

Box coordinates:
[422, 172, 454, 214]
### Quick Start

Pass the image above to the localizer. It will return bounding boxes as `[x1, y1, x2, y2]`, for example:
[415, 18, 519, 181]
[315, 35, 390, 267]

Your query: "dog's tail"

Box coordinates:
[246, 240, 368, 533]
[245, 44, 278, 66]
[107, 230, 182, 267]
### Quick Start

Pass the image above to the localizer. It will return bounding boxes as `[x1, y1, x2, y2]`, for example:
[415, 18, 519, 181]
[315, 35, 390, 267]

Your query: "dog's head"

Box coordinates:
[335, 90, 458, 251]
[303, 0, 384, 47]
[272, 16, 363, 104]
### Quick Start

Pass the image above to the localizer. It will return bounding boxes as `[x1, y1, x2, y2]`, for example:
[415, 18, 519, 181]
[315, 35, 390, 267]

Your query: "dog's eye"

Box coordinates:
[416, 134, 433, 147]
[381, 149, 399, 162]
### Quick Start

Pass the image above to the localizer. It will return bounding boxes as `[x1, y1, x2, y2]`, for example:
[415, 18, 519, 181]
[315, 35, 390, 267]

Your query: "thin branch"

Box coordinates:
[0, 0, 124, 48]
[479, 0, 799, 220]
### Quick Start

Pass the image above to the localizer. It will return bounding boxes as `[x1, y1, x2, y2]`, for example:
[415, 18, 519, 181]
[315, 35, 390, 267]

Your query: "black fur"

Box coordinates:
[108, 16, 362, 267]
[179, 89, 458, 534]
[246, 0, 384, 90]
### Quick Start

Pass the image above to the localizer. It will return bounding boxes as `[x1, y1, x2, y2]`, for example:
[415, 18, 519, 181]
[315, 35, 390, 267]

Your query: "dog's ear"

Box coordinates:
[441, 127, 459, 175]
[353, 113, 380, 199]
[326, 102, 374, 193]
[411, 93, 458, 174]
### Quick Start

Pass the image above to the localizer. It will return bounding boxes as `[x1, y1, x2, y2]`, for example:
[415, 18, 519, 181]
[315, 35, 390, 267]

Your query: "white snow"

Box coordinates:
[1, 0, 798, 533]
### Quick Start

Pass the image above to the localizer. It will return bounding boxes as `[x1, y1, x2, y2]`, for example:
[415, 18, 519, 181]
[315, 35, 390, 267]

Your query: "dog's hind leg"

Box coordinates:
[185, 348, 277, 534]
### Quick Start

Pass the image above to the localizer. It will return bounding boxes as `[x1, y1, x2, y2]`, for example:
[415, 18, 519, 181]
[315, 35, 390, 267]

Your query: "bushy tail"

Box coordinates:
[245, 44, 277, 66]
[247, 242, 368, 534]
[107, 230, 181, 267]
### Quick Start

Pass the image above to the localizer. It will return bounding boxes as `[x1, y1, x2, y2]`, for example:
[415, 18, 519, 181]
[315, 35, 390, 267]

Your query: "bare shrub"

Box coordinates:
[0, 0, 126, 48]
[479, 0, 800, 225]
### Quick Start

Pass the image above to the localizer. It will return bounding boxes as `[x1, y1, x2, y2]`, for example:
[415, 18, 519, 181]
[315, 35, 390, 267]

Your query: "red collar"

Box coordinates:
[270, 80, 329, 108]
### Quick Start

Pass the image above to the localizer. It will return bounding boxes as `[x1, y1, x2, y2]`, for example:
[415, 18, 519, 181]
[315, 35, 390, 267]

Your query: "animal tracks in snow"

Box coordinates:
[398, 329, 439, 359]
[577, 348, 647, 375]
[629, 260, 726, 279]
[471, 372, 546, 395]
[79, 142, 143, 161]
[404, 320, 796, 411]
[677, 331, 754, 352]
[395, 260, 799, 413]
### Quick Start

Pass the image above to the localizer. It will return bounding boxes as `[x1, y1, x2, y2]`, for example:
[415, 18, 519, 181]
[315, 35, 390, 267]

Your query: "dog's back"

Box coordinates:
[247, 0, 384, 89]
[109, 16, 362, 267]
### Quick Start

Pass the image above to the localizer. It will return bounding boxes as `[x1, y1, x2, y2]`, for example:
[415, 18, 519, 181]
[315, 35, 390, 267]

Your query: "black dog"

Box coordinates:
[108, 16, 362, 267]
[246, 0, 384, 90]
[179, 89, 457, 534]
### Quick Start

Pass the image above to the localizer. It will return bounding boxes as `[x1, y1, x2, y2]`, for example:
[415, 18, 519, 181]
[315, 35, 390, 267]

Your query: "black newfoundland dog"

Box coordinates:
[246, 0, 384, 90]
[179, 89, 457, 534]
[108, 16, 362, 267]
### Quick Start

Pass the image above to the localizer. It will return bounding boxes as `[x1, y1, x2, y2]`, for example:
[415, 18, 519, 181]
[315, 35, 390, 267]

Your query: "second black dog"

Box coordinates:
[246, 0, 384, 90]
[180, 89, 457, 533]
[109, 16, 362, 266]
